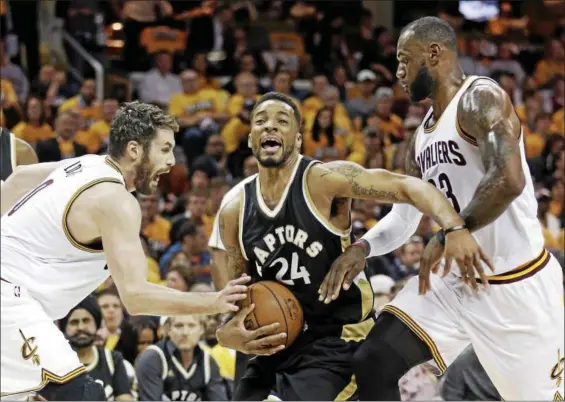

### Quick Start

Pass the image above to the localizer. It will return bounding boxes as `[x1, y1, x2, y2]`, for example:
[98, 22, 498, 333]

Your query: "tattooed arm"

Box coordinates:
[312, 160, 464, 231]
[457, 80, 525, 233]
[217, 193, 249, 282]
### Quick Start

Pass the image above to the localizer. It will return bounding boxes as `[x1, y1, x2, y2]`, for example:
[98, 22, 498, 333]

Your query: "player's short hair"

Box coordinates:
[252, 91, 302, 126]
[401, 16, 458, 52]
[108, 101, 179, 159]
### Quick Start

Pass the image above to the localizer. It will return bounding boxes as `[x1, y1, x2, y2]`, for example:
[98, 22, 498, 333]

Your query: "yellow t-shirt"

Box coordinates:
[551, 108, 564, 135]
[169, 89, 227, 119]
[1, 79, 18, 107]
[12, 122, 54, 145]
[143, 215, 172, 247]
[59, 96, 103, 128]
[221, 117, 251, 153]
[524, 131, 546, 159]
[227, 94, 260, 117]
[533, 60, 565, 87]
[199, 342, 236, 381]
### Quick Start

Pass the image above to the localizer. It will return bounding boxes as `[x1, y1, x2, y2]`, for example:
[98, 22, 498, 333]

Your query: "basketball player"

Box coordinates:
[0, 101, 248, 400]
[319, 17, 565, 401]
[0, 127, 38, 183]
[214, 91, 491, 401]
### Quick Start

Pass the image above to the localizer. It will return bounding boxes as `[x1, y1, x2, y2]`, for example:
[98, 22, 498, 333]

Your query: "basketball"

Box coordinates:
[240, 281, 304, 347]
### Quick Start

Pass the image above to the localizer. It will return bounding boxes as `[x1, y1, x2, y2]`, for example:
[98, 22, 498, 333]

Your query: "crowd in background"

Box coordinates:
[1, 0, 564, 400]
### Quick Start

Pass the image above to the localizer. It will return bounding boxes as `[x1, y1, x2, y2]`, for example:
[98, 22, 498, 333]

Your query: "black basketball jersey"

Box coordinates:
[0, 127, 15, 182]
[86, 346, 132, 401]
[240, 156, 374, 335]
[147, 340, 227, 401]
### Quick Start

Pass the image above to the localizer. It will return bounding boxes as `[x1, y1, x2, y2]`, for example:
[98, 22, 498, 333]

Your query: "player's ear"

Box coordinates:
[247, 134, 252, 148]
[429, 43, 441, 66]
[296, 132, 303, 150]
[125, 140, 141, 161]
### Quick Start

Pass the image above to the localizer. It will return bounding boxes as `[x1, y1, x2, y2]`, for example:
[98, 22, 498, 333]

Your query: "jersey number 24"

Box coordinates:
[256, 252, 311, 285]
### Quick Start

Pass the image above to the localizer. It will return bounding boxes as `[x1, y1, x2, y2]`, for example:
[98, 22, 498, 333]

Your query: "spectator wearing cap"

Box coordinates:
[135, 315, 228, 401]
[369, 274, 395, 313]
[59, 296, 134, 401]
[373, 86, 404, 144]
[345, 69, 378, 120]
[536, 188, 564, 249]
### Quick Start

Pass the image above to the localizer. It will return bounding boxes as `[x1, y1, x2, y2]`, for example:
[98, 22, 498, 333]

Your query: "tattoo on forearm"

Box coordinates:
[218, 213, 247, 278]
[404, 132, 422, 178]
[327, 164, 400, 201]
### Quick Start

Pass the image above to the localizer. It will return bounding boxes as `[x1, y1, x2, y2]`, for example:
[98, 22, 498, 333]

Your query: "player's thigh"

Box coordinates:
[384, 274, 470, 374]
[1, 282, 85, 398]
[463, 257, 565, 400]
[232, 360, 275, 401]
[274, 367, 355, 401]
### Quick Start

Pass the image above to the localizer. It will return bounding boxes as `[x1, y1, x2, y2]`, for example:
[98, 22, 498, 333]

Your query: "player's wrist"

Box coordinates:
[352, 238, 371, 257]
[436, 224, 468, 246]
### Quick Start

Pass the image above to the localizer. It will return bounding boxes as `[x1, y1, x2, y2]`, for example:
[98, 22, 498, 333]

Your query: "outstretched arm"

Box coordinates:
[457, 80, 525, 233]
[94, 184, 247, 316]
[317, 160, 464, 232]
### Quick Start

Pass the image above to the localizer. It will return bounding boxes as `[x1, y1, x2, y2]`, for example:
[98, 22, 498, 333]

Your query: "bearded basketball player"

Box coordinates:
[212, 91, 491, 401]
[320, 17, 564, 401]
[0, 102, 248, 400]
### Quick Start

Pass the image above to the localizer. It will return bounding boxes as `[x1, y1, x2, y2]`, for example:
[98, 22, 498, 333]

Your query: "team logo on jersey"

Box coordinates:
[416, 140, 467, 176]
[19, 329, 40, 366]
[551, 349, 565, 388]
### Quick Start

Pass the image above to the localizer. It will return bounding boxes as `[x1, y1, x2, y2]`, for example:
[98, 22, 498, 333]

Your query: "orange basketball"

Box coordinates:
[240, 281, 304, 347]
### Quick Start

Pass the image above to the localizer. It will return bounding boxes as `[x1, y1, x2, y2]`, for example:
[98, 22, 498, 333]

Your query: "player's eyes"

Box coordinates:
[255, 120, 264, 125]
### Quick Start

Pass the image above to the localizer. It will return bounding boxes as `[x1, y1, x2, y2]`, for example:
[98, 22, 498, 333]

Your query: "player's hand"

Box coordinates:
[419, 230, 494, 295]
[210, 276, 251, 314]
[318, 243, 366, 304]
[216, 304, 287, 355]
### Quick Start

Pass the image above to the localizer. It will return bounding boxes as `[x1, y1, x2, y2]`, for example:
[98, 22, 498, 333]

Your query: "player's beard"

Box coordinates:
[255, 143, 294, 168]
[134, 151, 155, 195]
[410, 64, 435, 102]
[68, 331, 95, 350]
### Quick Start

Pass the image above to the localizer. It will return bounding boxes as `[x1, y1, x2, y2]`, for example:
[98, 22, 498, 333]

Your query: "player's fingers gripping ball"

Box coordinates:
[239, 281, 304, 347]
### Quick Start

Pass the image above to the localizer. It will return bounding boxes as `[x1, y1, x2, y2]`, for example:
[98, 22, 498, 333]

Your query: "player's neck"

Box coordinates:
[180, 349, 194, 368]
[431, 66, 465, 119]
[78, 345, 96, 365]
[107, 156, 135, 192]
[257, 153, 300, 201]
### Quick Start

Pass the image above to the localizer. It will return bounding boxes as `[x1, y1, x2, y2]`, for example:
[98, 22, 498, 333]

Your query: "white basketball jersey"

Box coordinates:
[414, 76, 544, 275]
[1, 154, 125, 319]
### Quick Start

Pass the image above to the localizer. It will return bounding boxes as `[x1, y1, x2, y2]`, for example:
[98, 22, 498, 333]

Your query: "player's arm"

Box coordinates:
[314, 160, 465, 231]
[93, 184, 248, 316]
[1, 161, 63, 216]
[215, 195, 287, 355]
[208, 203, 232, 290]
[457, 80, 525, 233]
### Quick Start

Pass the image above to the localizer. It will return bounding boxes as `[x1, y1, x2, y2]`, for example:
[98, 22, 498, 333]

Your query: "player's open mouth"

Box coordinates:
[261, 138, 282, 153]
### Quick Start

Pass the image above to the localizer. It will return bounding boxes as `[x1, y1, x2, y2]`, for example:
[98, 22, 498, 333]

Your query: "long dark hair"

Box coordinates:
[312, 107, 335, 147]
[23, 95, 47, 125]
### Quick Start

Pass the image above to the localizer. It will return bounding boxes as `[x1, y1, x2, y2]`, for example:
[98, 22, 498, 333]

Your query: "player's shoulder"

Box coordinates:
[459, 76, 507, 112]
[220, 174, 256, 208]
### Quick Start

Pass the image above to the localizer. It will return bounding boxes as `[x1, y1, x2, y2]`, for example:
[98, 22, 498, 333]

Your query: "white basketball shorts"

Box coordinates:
[385, 248, 565, 400]
[0, 280, 86, 400]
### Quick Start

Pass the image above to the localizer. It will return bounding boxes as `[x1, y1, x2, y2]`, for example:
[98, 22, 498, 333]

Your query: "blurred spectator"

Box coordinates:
[59, 296, 134, 401]
[135, 315, 228, 401]
[459, 37, 490, 76]
[96, 287, 137, 364]
[159, 219, 197, 276]
[208, 176, 231, 218]
[191, 52, 223, 90]
[536, 188, 563, 248]
[0, 38, 29, 102]
[331, 64, 350, 102]
[165, 263, 195, 292]
[221, 95, 254, 153]
[364, 130, 388, 170]
[139, 193, 172, 255]
[87, 97, 119, 154]
[132, 319, 159, 364]
[386, 236, 425, 281]
[346, 70, 378, 120]
[242, 155, 258, 177]
[373, 86, 404, 143]
[302, 73, 329, 115]
[490, 41, 526, 85]
[0, 77, 20, 127]
[303, 107, 347, 162]
[271, 69, 302, 112]
[31, 67, 75, 110]
[227, 72, 259, 117]
[58, 78, 102, 128]
[36, 110, 88, 162]
[533, 38, 565, 88]
[12, 96, 54, 146]
[139, 51, 181, 109]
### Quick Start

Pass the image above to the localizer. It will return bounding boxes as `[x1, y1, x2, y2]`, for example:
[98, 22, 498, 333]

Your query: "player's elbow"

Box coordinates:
[118, 285, 146, 315]
[504, 173, 526, 199]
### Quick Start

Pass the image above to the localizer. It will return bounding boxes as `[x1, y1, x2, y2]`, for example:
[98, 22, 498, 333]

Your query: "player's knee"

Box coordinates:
[39, 373, 105, 401]
[353, 337, 407, 384]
